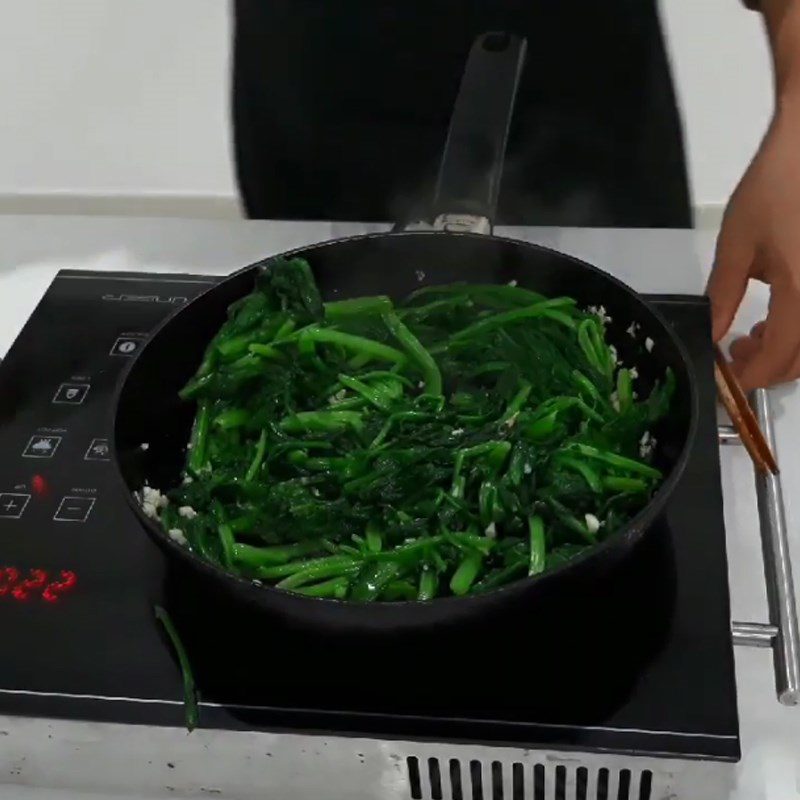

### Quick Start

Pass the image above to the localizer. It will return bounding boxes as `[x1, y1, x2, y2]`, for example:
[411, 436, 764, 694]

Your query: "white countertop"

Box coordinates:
[0, 215, 798, 800]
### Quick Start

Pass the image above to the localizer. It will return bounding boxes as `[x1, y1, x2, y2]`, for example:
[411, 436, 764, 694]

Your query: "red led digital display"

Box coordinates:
[0, 567, 76, 603]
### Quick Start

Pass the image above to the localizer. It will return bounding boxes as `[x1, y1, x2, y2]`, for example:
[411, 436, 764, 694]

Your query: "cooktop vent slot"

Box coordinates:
[406, 758, 654, 800]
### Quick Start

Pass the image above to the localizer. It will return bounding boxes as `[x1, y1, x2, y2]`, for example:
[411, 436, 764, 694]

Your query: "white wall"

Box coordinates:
[660, 0, 774, 208]
[0, 0, 777, 217]
[0, 0, 236, 203]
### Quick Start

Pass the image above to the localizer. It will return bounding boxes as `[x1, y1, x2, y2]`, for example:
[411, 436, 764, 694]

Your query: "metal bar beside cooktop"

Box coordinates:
[723, 389, 800, 706]
[753, 390, 800, 705]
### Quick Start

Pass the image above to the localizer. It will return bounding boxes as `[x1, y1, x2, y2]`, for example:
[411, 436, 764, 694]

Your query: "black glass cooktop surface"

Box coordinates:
[0, 270, 739, 761]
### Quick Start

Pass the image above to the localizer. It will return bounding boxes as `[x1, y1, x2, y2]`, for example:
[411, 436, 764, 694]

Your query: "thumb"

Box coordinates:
[707, 215, 754, 342]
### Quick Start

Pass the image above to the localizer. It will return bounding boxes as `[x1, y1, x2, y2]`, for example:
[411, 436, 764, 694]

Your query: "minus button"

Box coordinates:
[53, 496, 95, 523]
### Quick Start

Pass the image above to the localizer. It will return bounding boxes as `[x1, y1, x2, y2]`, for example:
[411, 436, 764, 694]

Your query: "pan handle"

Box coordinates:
[431, 32, 527, 235]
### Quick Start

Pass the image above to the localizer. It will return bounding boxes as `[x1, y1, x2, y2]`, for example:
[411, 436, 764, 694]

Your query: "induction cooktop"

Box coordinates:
[0, 270, 739, 762]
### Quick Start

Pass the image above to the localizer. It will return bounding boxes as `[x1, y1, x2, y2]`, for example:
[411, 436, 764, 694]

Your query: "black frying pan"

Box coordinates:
[113, 33, 697, 634]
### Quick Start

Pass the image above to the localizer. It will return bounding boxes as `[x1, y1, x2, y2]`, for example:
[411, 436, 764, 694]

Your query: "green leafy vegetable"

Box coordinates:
[154, 605, 198, 732]
[151, 257, 674, 601]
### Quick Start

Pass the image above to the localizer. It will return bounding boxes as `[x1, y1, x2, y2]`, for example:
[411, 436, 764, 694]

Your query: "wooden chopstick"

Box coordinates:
[713, 345, 779, 475]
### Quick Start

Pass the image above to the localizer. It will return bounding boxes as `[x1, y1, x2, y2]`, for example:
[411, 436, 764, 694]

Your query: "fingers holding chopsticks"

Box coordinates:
[727, 272, 800, 391]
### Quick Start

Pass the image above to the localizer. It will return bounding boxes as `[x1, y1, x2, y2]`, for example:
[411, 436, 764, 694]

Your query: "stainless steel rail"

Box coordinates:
[726, 388, 800, 705]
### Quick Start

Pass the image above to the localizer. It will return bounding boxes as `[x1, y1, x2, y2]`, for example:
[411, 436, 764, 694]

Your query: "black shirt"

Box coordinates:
[233, 1, 691, 228]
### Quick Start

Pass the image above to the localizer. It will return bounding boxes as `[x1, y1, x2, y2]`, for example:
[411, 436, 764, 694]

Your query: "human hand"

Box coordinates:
[707, 104, 800, 391]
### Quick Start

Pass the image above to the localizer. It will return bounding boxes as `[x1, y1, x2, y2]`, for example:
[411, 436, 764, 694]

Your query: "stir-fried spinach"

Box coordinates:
[152, 257, 674, 601]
